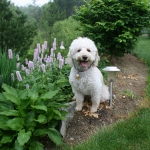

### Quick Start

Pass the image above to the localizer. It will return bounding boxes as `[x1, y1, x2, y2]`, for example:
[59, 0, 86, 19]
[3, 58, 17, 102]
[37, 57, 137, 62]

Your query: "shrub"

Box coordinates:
[75, 0, 150, 57]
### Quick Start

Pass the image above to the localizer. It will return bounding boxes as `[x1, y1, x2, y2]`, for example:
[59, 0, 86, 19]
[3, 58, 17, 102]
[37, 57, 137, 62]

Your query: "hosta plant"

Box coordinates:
[0, 84, 68, 149]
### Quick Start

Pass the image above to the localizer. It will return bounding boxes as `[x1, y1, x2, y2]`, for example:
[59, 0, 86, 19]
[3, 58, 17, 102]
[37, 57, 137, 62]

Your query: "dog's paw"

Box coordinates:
[75, 105, 82, 111]
[90, 107, 98, 113]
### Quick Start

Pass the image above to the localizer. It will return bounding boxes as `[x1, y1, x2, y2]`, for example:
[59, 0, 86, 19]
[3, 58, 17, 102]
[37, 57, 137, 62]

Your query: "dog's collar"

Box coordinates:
[72, 59, 94, 79]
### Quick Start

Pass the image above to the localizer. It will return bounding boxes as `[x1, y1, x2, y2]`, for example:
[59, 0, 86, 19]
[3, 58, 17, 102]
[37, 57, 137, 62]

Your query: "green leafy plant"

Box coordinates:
[0, 49, 17, 92]
[0, 84, 68, 149]
[75, 0, 150, 57]
[13, 40, 73, 101]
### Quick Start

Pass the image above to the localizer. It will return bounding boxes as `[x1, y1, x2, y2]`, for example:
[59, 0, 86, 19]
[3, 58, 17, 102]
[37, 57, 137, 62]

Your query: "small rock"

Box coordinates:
[70, 138, 74, 141]
[122, 96, 126, 99]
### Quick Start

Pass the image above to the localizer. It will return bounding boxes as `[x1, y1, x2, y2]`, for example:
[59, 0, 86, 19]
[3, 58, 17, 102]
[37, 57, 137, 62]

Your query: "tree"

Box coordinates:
[0, 0, 37, 55]
[75, 0, 150, 57]
[51, 17, 82, 49]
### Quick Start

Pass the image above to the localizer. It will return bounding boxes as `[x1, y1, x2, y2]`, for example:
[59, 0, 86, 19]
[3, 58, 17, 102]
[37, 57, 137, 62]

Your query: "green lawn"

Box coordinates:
[135, 36, 150, 67]
[59, 36, 150, 150]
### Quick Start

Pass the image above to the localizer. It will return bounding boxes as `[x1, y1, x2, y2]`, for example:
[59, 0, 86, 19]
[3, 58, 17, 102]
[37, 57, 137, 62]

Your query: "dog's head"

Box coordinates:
[67, 37, 100, 70]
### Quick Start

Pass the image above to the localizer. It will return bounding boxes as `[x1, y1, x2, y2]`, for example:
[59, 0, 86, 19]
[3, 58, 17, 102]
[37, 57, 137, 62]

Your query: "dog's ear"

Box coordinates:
[66, 51, 73, 67]
[93, 52, 100, 66]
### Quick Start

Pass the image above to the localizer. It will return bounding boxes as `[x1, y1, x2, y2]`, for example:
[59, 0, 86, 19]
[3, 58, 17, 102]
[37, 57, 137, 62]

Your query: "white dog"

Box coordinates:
[67, 37, 110, 113]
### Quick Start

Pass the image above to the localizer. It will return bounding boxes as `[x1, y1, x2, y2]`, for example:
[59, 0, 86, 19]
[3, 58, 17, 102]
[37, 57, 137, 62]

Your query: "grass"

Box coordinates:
[135, 36, 150, 66]
[59, 36, 150, 150]
[62, 108, 150, 150]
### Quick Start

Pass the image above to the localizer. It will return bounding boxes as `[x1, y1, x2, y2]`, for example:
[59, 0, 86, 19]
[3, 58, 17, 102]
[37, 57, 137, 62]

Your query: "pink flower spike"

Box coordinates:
[59, 58, 63, 69]
[57, 52, 61, 60]
[28, 61, 34, 70]
[42, 44, 45, 53]
[41, 64, 46, 73]
[21, 65, 25, 70]
[33, 49, 39, 61]
[8, 49, 13, 59]
[37, 43, 41, 53]
[44, 41, 47, 49]
[16, 71, 22, 82]
[25, 69, 30, 75]
[16, 62, 20, 69]
[53, 38, 56, 50]
[25, 58, 29, 65]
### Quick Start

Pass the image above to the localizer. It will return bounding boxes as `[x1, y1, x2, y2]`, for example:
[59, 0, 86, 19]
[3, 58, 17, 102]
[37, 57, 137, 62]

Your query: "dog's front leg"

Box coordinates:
[74, 92, 84, 111]
[91, 94, 101, 113]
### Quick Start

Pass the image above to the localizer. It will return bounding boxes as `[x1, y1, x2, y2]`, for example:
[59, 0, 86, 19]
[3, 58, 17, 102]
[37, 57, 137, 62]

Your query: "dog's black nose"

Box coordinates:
[82, 55, 88, 60]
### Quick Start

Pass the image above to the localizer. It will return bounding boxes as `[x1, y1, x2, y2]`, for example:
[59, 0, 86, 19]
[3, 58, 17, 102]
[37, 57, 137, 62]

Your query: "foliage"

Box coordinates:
[0, 49, 17, 92]
[0, 0, 37, 56]
[0, 84, 68, 149]
[14, 40, 73, 102]
[54, 0, 84, 18]
[75, 0, 150, 57]
[51, 17, 82, 49]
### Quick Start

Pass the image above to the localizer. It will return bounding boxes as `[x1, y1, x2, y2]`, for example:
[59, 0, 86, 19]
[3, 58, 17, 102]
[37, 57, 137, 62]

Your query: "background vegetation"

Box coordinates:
[0, 0, 150, 149]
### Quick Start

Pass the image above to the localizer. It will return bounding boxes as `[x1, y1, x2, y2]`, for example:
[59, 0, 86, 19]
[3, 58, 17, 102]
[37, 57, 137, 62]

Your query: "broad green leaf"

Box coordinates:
[0, 110, 20, 117]
[53, 109, 61, 116]
[59, 110, 68, 117]
[25, 111, 35, 124]
[0, 115, 9, 130]
[35, 114, 47, 124]
[1, 135, 12, 144]
[31, 105, 47, 112]
[48, 128, 63, 146]
[18, 89, 28, 99]
[40, 90, 58, 100]
[2, 84, 18, 97]
[33, 129, 48, 136]
[53, 115, 66, 121]
[17, 129, 31, 146]
[3, 92, 20, 105]
[30, 90, 39, 102]
[14, 139, 24, 150]
[6, 118, 24, 131]
[47, 108, 54, 121]
[0, 93, 6, 102]
[29, 141, 44, 150]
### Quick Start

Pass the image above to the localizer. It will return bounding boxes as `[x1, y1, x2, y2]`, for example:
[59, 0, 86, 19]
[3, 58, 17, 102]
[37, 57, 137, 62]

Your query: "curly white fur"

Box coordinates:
[67, 37, 110, 112]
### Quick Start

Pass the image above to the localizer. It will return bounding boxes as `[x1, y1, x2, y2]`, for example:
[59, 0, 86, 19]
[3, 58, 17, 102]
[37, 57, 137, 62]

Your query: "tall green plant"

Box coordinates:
[0, 50, 17, 92]
[75, 0, 150, 57]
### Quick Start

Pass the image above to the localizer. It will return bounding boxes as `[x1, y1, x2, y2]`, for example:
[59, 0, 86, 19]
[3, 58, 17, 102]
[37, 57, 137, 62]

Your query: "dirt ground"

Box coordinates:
[63, 53, 148, 145]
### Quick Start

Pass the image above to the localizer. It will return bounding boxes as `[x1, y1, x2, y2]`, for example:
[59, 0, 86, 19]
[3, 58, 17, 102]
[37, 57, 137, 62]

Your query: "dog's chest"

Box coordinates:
[70, 72, 96, 94]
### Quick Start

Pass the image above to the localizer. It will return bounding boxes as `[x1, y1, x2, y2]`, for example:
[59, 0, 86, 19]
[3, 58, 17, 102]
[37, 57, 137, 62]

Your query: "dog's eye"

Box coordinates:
[87, 49, 91, 52]
[77, 49, 81, 52]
